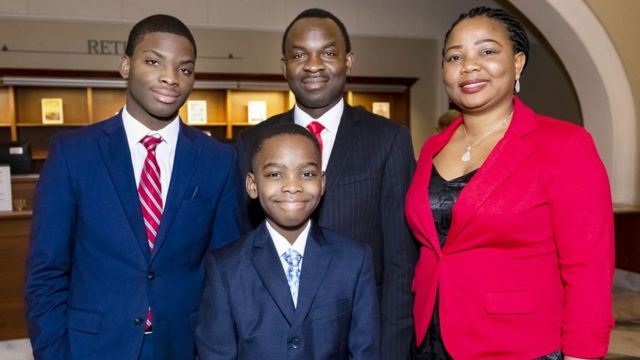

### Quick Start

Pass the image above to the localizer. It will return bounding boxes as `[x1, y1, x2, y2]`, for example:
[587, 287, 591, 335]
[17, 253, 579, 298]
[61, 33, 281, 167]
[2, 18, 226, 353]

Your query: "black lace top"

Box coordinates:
[414, 165, 477, 360]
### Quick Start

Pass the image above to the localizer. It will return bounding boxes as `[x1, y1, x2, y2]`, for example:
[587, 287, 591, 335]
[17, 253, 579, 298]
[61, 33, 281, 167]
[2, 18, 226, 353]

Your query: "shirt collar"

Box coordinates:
[266, 220, 311, 257]
[122, 105, 180, 149]
[294, 98, 343, 134]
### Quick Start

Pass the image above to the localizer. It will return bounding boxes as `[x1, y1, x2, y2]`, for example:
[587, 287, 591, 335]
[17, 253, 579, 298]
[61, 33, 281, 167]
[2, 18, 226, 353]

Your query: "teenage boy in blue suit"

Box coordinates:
[196, 123, 379, 360]
[25, 14, 241, 360]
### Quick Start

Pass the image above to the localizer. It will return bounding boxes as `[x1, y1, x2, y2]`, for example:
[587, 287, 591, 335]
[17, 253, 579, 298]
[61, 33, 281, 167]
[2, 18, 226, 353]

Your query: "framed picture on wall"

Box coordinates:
[41, 98, 64, 124]
[248, 100, 268, 124]
[187, 100, 207, 124]
[372, 102, 390, 119]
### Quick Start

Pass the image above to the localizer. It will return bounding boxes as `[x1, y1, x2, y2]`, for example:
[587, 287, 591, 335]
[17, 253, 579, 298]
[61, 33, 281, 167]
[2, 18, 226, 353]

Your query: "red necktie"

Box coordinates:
[138, 134, 163, 331]
[306, 121, 325, 152]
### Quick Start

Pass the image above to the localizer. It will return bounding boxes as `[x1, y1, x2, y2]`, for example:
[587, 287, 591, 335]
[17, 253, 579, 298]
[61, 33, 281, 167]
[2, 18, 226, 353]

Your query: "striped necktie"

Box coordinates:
[138, 134, 163, 331]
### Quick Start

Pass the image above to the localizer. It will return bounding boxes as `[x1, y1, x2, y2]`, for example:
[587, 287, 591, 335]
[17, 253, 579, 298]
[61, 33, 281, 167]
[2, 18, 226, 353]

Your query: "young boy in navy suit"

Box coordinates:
[196, 123, 380, 360]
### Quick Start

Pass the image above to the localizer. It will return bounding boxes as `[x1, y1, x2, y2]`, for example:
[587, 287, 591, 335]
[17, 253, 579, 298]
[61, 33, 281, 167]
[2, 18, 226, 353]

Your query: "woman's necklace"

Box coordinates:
[460, 111, 512, 162]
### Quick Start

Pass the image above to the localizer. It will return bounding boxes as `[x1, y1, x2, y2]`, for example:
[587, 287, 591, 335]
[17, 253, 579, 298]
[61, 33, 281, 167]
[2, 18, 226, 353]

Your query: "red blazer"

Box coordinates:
[405, 98, 614, 359]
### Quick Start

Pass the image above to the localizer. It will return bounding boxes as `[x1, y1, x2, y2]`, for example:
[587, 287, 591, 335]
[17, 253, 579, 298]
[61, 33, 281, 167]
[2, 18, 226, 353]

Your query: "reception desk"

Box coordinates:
[0, 210, 31, 340]
[0, 174, 36, 340]
[613, 204, 640, 274]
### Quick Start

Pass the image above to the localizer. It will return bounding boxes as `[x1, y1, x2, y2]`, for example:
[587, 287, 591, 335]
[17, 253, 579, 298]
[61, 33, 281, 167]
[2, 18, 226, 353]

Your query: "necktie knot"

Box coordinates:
[284, 249, 302, 267]
[306, 121, 324, 136]
[140, 135, 162, 152]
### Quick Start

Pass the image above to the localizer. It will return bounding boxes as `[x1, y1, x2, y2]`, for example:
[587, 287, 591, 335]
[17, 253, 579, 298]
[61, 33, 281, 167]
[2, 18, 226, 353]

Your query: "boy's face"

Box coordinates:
[247, 134, 325, 243]
[119, 32, 195, 130]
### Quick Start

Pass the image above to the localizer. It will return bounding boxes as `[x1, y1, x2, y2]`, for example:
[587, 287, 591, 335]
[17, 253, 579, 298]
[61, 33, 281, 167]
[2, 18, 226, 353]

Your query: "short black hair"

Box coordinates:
[250, 123, 321, 171]
[125, 14, 197, 57]
[443, 6, 529, 69]
[282, 8, 351, 55]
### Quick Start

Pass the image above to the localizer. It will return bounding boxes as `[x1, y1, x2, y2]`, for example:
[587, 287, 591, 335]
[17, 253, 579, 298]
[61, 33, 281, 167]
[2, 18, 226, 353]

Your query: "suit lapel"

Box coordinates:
[98, 114, 150, 260]
[251, 224, 297, 325]
[446, 98, 536, 249]
[151, 122, 201, 263]
[323, 105, 358, 191]
[290, 223, 332, 333]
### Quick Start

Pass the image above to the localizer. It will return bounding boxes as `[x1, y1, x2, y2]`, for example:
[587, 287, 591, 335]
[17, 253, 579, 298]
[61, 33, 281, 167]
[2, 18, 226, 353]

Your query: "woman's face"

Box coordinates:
[443, 16, 525, 114]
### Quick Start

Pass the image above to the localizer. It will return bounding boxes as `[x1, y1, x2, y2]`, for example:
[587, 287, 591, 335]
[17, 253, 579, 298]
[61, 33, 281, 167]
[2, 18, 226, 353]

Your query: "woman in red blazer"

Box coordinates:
[406, 7, 614, 360]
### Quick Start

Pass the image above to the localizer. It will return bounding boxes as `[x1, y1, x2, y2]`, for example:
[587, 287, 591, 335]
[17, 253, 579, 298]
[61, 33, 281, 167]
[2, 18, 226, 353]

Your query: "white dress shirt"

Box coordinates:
[294, 99, 344, 171]
[266, 220, 310, 284]
[122, 106, 180, 205]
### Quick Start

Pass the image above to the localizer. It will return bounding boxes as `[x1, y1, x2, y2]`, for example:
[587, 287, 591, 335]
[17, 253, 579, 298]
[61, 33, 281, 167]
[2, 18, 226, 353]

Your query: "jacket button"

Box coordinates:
[147, 272, 155, 280]
[288, 336, 301, 349]
[133, 318, 144, 326]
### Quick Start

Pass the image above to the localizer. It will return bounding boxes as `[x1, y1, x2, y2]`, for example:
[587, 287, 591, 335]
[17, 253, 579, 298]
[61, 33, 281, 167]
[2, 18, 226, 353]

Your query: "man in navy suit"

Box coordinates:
[196, 123, 379, 359]
[25, 14, 241, 360]
[235, 8, 417, 359]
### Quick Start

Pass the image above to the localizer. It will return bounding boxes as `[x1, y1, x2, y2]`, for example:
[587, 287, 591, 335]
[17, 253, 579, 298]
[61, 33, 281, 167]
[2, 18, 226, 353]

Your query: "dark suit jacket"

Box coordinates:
[235, 104, 417, 359]
[25, 113, 241, 360]
[195, 221, 380, 360]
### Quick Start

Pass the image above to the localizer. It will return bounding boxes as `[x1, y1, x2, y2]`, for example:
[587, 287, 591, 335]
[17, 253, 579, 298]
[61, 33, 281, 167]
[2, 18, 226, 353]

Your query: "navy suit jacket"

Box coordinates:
[235, 105, 417, 359]
[25, 114, 241, 360]
[195, 222, 380, 360]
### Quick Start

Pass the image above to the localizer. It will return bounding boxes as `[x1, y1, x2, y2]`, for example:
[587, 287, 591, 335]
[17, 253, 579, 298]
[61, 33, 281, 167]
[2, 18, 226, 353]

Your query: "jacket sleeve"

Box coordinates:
[195, 252, 238, 359]
[547, 129, 615, 358]
[25, 135, 74, 360]
[349, 246, 381, 360]
[379, 125, 418, 359]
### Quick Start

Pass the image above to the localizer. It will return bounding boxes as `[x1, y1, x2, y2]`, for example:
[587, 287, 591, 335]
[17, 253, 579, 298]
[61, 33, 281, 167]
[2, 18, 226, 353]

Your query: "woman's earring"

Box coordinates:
[515, 79, 521, 93]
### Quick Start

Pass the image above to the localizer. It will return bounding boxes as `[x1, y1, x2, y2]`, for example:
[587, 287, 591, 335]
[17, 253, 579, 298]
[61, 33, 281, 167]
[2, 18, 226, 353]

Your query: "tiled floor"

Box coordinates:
[0, 338, 31, 360]
[609, 286, 640, 359]
[3, 283, 639, 359]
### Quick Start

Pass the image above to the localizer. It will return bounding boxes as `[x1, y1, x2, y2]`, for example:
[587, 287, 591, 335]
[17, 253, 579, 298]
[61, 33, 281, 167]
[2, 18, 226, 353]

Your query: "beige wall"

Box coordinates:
[586, 0, 640, 183]
[0, 3, 600, 161]
[0, 18, 439, 153]
[519, 42, 582, 125]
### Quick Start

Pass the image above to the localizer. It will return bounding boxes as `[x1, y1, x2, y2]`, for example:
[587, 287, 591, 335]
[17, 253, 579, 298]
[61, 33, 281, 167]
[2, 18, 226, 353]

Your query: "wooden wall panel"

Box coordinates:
[0, 214, 30, 340]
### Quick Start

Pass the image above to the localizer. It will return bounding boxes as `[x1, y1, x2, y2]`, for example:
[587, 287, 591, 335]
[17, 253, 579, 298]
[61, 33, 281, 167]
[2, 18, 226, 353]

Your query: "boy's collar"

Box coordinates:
[266, 220, 311, 257]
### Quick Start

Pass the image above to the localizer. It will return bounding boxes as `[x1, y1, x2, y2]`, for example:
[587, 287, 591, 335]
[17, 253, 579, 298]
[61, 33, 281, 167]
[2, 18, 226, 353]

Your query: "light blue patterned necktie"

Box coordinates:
[283, 249, 303, 307]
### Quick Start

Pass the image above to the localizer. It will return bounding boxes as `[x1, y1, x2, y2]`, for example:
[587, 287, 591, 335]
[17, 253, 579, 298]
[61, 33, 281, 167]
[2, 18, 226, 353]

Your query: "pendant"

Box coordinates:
[461, 148, 471, 162]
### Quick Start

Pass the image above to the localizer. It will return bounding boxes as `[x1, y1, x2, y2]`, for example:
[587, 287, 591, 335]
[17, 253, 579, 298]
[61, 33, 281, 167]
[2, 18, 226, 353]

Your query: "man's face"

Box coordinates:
[119, 32, 195, 130]
[247, 134, 325, 242]
[282, 17, 353, 119]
